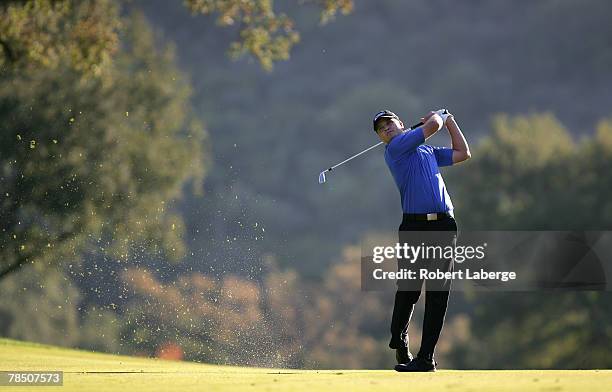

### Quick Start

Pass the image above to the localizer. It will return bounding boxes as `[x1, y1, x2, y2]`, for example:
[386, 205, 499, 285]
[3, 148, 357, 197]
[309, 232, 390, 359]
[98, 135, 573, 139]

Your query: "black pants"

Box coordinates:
[389, 214, 458, 361]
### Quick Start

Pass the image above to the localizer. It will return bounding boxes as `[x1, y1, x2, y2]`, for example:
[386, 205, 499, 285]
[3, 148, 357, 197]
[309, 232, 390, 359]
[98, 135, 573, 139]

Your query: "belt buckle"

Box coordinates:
[426, 213, 437, 221]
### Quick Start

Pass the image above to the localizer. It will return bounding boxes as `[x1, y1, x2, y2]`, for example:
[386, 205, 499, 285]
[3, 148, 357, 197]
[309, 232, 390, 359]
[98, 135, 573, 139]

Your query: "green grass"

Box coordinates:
[0, 338, 610, 391]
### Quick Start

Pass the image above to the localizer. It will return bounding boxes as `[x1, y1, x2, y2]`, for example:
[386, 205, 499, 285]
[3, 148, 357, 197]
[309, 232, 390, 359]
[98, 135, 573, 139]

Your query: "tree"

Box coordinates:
[1, 0, 354, 73]
[447, 113, 576, 229]
[184, 0, 353, 70]
[445, 113, 612, 369]
[0, 0, 121, 74]
[119, 263, 305, 366]
[0, 267, 81, 347]
[0, 0, 354, 279]
[0, 13, 207, 279]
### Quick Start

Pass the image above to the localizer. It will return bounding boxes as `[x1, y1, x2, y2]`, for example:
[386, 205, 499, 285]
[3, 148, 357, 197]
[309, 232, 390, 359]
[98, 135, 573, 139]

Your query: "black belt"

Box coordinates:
[403, 212, 453, 221]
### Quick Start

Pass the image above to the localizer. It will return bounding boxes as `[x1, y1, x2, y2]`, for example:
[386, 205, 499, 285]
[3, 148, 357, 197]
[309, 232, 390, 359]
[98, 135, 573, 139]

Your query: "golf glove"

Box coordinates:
[435, 108, 451, 123]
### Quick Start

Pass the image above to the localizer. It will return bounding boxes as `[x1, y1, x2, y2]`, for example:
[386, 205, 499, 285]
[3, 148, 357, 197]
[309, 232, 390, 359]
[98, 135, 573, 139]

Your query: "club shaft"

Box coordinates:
[326, 121, 423, 172]
[329, 141, 383, 171]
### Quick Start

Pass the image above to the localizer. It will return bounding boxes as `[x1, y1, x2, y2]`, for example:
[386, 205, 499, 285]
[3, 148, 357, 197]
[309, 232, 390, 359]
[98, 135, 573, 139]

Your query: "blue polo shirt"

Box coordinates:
[384, 127, 454, 214]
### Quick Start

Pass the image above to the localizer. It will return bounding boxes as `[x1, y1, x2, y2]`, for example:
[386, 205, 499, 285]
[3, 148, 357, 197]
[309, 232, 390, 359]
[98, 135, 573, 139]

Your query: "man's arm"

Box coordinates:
[421, 112, 444, 139]
[445, 115, 471, 164]
[387, 112, 443, 158]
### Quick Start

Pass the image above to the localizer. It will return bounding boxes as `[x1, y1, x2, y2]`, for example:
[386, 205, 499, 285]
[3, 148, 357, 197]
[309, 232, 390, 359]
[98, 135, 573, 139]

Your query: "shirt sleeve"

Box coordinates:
[386, 127, 425, 158]
[433, 146, 454, 167]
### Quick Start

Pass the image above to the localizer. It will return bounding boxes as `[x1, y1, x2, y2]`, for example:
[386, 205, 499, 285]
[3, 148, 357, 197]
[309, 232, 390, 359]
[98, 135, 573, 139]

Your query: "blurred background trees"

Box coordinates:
[1, 0, 611, 370]
[0, 11, 206, 280]
[0, 0, 120, 74]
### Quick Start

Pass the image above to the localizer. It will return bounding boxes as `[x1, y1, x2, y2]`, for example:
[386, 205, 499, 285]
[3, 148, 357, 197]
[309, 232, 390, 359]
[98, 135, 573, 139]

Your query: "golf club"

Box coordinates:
[318, 109, 448, 184]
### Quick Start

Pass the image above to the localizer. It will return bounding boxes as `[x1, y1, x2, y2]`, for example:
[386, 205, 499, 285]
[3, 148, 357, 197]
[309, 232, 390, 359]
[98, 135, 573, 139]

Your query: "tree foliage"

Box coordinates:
[0, 0, 121, 74]
[444, 113, 612, 369]
[0, 13, 207, 278]
[1, 0, 353, 73]
[184, 0, 352, 70]
[119, 262, 304, 366]
[448, 113, 612, 229]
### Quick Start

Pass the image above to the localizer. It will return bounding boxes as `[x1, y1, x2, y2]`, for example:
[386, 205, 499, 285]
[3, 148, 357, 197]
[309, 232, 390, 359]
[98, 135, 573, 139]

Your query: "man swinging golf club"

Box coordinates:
[373, 108, 470, 372]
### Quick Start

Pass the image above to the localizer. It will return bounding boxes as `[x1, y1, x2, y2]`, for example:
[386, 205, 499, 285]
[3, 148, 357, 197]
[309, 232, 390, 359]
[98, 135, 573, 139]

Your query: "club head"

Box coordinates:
[318, 171, 327, 184]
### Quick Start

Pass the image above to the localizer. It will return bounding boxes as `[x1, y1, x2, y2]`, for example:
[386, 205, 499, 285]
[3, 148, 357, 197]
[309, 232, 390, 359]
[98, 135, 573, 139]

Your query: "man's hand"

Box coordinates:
[440, 111, 454, 127]
[435, 108, 452, 124]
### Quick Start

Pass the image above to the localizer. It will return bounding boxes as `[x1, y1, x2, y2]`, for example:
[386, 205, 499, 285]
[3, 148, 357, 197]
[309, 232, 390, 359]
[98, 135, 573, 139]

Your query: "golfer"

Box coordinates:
[373, 109, 470, 372]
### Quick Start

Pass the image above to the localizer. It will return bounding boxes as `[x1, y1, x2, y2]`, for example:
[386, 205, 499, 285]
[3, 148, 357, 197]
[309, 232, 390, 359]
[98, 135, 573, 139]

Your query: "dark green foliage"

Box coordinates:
[0, 0, 121, 74]
[0, 13, 207, 278]
[444, 114, 612, 369]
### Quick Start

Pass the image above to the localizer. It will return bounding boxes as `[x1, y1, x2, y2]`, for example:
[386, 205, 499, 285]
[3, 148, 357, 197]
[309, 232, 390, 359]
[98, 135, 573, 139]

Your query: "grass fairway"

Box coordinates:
[1, 338, 610, 391]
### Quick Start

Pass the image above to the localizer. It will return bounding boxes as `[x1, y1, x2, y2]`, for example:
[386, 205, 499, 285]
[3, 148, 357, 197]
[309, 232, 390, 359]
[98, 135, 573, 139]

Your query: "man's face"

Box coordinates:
[375, 117, 404, 144]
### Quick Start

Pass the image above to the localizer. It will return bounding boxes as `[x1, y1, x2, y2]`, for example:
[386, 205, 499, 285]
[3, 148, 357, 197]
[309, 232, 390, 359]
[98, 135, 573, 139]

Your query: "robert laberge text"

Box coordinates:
[373, 268, 517, 282]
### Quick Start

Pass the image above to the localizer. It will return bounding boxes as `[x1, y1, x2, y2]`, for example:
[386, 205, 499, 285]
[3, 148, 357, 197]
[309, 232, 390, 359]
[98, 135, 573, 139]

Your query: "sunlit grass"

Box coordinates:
[0, 338, 610, 392]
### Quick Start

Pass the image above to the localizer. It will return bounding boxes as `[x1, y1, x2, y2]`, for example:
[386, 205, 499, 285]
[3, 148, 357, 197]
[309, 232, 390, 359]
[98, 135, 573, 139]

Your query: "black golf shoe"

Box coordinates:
[394, 356, 437, 372]
[395, 347, 413, 364]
